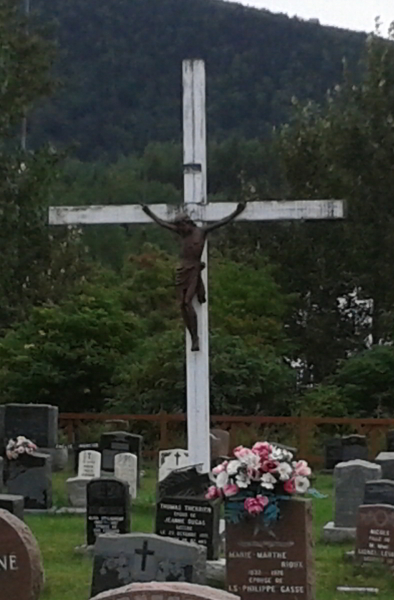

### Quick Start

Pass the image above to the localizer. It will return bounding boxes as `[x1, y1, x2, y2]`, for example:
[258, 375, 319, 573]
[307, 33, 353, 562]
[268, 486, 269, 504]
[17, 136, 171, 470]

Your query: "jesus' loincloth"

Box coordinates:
[176, 261, 206, 303]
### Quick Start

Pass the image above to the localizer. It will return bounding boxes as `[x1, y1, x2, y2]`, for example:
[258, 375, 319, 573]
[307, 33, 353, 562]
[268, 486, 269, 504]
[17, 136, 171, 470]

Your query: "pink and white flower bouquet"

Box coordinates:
[6, 436, 37, 460]
[206, 441, 312, 525]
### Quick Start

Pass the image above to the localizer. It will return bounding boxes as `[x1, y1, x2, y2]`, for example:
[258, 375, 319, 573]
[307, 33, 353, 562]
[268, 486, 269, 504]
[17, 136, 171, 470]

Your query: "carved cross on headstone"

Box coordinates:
[135, 541, 155, 571]
[49, 60, 345, 474]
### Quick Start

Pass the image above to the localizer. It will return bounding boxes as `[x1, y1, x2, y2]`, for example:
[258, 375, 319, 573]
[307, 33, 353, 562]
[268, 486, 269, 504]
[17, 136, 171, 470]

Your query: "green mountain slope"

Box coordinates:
[30, 0, 366, 159]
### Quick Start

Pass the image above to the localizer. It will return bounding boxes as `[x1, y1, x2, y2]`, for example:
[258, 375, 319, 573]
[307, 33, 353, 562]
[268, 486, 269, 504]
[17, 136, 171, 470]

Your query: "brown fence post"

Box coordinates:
[159, 411, 168, 450]
[298, 416, 310, 461]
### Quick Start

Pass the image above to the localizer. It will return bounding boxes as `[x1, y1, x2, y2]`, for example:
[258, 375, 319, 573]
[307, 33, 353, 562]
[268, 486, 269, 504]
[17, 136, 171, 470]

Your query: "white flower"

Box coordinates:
[270, 446, 285, 461]
[227, 460, 242, 476]
[275, 462, 293, 482]
[216, 470, 229, 489]
[294, 476, 310, 494]
[260, 472, 277, 489]
[235, 471, 251, 489]
[282, 450, 293, 462]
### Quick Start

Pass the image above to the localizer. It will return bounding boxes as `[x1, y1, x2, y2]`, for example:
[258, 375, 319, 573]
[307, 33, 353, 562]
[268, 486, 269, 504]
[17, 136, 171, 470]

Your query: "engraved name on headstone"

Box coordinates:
[0, 508, 44, 600]
[156, 497, 220, 560]
[356, 504, 394, 566]
[226, 499, 315, 600]
[87, 478, 130, 546]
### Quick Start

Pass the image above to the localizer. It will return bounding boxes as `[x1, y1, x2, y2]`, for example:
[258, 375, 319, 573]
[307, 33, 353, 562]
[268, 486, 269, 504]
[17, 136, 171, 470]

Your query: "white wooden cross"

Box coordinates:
[49, 60, 345, 474]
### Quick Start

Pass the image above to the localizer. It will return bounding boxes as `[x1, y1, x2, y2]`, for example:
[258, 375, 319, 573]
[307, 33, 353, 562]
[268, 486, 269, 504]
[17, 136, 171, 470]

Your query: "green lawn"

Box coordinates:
[25, 470, 394, 600]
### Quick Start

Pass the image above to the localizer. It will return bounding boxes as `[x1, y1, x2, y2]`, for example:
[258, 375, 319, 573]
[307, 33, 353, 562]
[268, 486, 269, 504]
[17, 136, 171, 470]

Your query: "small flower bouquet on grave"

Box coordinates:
[6, 436, 37, 460]
[206, 442, 312, 526]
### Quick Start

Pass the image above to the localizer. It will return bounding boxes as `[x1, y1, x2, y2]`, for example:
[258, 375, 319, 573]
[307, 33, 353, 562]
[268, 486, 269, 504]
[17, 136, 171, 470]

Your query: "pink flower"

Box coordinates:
[262, 459, 279, 473]
[283, 478, 296, 494]
[252, 442, 272, 460]
[212, 461, 228, 475]
[244, 495, 269, 515]
[223, 483, 239, 497]
[233, 446, 254, 461]
[205, 485, 221, 500]
[293, 460, 311, 477]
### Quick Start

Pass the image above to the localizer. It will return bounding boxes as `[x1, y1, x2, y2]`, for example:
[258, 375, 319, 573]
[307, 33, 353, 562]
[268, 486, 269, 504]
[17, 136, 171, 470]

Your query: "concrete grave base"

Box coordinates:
[323, 521, 356, 542]
[206, 559, 226, 587]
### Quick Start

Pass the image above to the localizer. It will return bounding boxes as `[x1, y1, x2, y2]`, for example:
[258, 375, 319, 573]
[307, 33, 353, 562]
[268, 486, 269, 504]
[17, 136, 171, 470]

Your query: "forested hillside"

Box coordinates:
[30, 0, 366, 159]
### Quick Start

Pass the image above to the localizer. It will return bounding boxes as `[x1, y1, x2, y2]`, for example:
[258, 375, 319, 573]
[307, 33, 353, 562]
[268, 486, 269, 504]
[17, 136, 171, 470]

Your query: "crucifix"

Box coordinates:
[49, 60, 345, 475]
[134, 540, 155, 571]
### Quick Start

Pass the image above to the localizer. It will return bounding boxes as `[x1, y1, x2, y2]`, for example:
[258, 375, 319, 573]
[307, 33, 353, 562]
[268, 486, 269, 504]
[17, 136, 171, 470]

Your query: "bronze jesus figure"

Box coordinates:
[141, 202, 246, 351]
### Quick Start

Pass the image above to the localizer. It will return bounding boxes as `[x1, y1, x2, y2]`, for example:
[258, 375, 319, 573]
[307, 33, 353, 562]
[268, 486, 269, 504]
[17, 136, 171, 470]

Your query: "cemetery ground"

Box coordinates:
[23, 466, 394, 600]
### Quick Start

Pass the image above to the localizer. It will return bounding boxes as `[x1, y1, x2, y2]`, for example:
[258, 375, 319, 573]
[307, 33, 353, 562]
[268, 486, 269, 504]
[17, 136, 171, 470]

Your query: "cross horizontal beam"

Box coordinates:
[49, 199, 345, 226]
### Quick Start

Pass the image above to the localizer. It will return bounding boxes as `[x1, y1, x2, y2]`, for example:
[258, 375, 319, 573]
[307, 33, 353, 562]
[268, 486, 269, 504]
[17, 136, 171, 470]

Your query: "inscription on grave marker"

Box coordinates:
[87, 478, 130, 546]
[226, 499, 315, 600]
[356, 504, 394, 566]
[156, 497, 220, 560]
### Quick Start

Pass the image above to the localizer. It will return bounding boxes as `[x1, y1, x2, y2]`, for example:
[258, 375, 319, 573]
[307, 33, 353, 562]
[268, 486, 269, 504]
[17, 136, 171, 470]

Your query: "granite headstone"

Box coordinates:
[158, 466, 209, 501]
[78, 449, 101, 479]
[114, 453, 137, 499]
[0, 494, 24, 521]
[100, 432, 142, 485]
[159, 449, 190, 482]
[375, 452, 394, 480]
[0, 508, 44, 600]
[324, 438, 343, 470]
[91, 533, 207, 597]
[387, 430, 394, 452]
[334, 460, 381, 528]
[156, 497, 221, 560]
[226, 498, 315, 600]
[341, 435, 368, 462]
[7, 452, 52, 510]
[87, 478, 130, 546]
[90, 582, 240, 600]
[73, 442, 100, 474]
[364, 480, 394, 506]
[4, 403, 58, 448]
[356, 504, 394, 566]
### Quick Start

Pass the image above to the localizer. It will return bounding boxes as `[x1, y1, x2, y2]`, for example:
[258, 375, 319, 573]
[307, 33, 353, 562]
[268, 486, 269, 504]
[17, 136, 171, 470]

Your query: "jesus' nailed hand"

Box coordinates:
[140, 201, 246, 351]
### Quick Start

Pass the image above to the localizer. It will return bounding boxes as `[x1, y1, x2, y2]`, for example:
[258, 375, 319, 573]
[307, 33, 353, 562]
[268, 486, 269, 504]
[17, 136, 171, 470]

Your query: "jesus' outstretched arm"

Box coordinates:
[140, 204, 179, 233]
[203, 201, 246, 233]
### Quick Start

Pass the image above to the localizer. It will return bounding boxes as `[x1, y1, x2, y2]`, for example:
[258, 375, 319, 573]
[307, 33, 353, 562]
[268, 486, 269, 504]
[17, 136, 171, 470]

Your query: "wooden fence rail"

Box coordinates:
[58, 413, 394, 467]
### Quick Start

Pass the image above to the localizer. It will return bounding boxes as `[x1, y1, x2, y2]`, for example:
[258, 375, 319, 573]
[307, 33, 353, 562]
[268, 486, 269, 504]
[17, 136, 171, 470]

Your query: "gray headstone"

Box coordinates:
[100, 432, 142, 486]
[6, 452, 52, 510]
[158, 449, 190, 482]
[4, 404, 58, 448]
[114, 453, 137, 499]
[210, 430, 230, 459]
[67, 477, 89, 508]
[78, 449, 101, 479]
[375, 452, 394, 480]
[341, 434, 368, 462]
[335, 460, 381, 528]
[324, 438, 343, 470]
[73, 442, 100, 473]
[0, 494, 24, 521]
[91, 533, 207, 597]
[364, 480, 394, 506]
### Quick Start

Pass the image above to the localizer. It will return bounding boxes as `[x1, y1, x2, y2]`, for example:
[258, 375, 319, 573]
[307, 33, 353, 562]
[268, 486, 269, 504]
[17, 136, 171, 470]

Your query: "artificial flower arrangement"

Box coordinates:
[206, 441, 312, 525]
[6, 436, 37, 460]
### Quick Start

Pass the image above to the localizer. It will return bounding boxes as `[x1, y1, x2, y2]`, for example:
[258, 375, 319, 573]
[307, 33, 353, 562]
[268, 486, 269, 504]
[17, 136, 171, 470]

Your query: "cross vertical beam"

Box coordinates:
[183, 59, 210, 473]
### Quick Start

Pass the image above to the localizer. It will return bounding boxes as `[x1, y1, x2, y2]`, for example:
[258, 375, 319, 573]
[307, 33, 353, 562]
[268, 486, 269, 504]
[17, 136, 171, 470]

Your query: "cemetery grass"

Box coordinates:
[26, 471, 394, 600]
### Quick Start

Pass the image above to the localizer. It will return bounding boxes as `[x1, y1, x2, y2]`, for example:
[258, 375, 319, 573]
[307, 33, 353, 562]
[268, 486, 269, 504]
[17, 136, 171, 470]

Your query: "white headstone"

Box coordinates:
[158, 448, 190, 481]
[114, 453, 137, 499]
[78, 450, 101, 479]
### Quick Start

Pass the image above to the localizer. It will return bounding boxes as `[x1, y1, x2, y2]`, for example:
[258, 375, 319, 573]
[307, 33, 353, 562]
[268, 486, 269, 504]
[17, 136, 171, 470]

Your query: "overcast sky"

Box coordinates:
[226, 0, 393, 34]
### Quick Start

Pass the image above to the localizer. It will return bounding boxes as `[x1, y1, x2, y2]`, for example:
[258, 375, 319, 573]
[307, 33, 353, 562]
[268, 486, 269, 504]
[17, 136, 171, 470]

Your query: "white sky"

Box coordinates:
[226, 0, 393, 34]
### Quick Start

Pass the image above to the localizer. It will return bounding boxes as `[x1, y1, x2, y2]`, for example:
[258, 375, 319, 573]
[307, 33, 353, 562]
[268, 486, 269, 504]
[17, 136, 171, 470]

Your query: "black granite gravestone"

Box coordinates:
[342, 434, 368, 462]
[158, 466, 210, 501]
[73, 442, 100, 473]
[155, 496, 220, 560]
[4, 404, 58, 448]
[324, 438, 344, 470]
[364, 480, 394, 506]
[6, 452, 52, 509]
[0, 494, 24, 520]
[387, 430, 394, 452]
[100, 432, 142, 485]
[87, 478, 130, 546]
